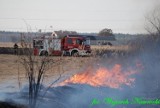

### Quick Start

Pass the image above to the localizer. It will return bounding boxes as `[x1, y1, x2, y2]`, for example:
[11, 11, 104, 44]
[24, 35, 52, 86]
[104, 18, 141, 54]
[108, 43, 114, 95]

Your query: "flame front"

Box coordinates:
[61, 64, 138, 88]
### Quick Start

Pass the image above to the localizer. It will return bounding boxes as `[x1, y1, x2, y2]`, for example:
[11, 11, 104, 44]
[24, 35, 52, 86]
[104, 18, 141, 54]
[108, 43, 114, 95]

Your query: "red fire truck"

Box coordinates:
[33, 35, 91, 56]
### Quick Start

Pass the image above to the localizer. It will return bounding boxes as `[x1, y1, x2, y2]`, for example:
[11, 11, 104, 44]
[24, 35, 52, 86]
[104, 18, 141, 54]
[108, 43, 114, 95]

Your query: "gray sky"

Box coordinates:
[0, 0, 159, 33]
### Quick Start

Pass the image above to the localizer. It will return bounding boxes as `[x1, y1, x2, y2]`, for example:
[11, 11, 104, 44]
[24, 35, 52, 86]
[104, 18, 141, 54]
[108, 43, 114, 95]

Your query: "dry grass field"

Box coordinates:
[0, 42, 130, 51]
[0, 55, 23, 82]
[0, 42, 21, 48]
[0, 42, 33, 48]
[0, 42, 132, 85]
[0, 54, 96, 84]
[91, 45, 130, 51]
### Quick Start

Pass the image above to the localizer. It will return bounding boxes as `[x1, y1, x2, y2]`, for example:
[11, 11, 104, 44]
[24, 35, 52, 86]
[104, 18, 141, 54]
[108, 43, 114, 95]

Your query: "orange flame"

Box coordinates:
[60, 64, 138, 88]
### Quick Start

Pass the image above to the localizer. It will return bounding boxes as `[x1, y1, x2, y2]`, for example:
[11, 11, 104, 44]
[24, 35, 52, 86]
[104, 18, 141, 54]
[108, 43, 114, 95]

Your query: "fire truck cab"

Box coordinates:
[33, 35, 91, 56]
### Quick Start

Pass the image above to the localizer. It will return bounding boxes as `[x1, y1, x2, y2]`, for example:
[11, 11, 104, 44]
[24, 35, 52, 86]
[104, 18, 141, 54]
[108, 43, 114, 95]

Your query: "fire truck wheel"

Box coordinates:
[44, 51, 48, 56]
[40, 51, 48, 56]
[71, 51, 79, 57]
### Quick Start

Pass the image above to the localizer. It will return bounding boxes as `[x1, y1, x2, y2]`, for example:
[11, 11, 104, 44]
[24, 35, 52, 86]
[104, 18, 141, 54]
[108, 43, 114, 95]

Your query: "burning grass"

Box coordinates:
[60, 64, 139, 88]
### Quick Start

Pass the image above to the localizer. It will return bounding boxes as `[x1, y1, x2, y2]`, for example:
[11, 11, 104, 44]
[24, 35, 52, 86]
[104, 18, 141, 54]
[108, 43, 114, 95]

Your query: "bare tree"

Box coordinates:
[18, 43, 93, 108]
[18, 33, 63, 108]
[17, 20, 91, 108]
[145, 6, 160, 41]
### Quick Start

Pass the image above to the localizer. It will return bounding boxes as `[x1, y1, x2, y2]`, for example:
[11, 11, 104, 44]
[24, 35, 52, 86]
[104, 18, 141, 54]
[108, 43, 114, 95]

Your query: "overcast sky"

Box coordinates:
[0, 0, 159, 33]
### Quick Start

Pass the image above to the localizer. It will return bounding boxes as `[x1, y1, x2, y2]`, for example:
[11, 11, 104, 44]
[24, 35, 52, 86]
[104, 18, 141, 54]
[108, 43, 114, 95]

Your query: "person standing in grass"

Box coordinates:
[14, 43, 18, 55]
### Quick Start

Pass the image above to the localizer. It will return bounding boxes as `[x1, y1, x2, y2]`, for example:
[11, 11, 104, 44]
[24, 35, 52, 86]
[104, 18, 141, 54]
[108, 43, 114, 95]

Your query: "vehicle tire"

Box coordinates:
[40, 51, 43, 56]
[44, 51, 48, 56]
[40, 51, 48, 56]
[108, 42, 112, 46]
[71, 51, 79, 57]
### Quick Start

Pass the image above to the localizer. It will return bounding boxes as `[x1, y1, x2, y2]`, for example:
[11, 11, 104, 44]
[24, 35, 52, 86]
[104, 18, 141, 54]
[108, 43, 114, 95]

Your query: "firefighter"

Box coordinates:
[14, 43, 18, 55]
[78, 40, 84, 50]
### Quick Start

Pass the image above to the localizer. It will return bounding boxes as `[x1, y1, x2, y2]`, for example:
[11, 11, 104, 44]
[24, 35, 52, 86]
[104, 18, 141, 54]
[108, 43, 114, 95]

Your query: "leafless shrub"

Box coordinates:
[17, 33, 64, 108]
[145, 6, 160, 42]
[16, 21, 99, 108]
[17, 36, 95, 108]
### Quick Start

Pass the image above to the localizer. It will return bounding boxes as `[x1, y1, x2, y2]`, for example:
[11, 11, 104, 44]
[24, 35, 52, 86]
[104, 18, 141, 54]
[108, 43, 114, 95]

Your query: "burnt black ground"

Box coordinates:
[0, 101, 27, 108]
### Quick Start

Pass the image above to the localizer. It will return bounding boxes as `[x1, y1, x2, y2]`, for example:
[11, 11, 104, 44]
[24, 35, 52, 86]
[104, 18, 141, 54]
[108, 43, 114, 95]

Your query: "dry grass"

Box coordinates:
[0, 54, 96, 84]
[0, 42, 22, 48]
[91, 45, 130, 51]
[91, 45, 131, 56]
[0, 42, 130, 54]
[0, 55, 24, 83]
[0, 43, 131, 84]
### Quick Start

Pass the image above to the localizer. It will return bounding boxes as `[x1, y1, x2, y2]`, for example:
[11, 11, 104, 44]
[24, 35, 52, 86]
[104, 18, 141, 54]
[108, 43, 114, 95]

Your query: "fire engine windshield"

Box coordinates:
[83, 39, 90, 45]
[76, 39, 82, 45]
[76, 39, 89, 45]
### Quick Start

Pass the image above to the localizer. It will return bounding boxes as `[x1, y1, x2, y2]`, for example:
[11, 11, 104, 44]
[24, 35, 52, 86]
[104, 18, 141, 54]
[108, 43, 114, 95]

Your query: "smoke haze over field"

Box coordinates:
[0, 36, 160, 108]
